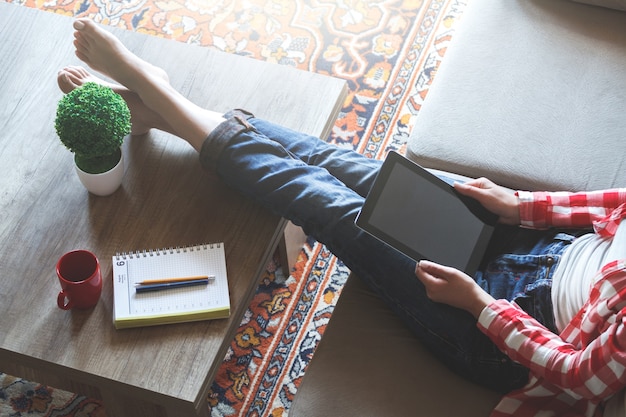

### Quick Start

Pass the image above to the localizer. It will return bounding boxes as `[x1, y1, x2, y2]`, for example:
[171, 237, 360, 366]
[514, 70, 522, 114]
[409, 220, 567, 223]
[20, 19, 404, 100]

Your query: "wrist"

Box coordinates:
[503, 193, 521, 225]
[468, 291, 495, 319]
[511, 195, 521, 225]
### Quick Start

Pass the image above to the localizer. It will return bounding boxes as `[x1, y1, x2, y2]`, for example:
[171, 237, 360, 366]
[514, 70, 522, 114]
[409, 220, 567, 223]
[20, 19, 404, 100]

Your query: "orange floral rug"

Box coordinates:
[0, 0, 467, 415]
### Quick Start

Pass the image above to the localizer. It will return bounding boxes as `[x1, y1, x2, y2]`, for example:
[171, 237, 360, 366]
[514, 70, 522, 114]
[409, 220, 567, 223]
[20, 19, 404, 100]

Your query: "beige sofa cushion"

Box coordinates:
[406, 0, 626, 192]
[290, 275, 500, 417]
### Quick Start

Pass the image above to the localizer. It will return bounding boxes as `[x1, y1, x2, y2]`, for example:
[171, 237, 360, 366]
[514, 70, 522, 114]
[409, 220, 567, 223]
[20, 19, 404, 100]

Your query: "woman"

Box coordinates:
[60, 18, 626, 416]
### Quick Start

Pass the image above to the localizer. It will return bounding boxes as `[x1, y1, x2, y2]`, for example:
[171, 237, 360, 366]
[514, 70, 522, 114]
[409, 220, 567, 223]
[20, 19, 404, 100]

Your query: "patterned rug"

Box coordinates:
[0, 0, 468, 415]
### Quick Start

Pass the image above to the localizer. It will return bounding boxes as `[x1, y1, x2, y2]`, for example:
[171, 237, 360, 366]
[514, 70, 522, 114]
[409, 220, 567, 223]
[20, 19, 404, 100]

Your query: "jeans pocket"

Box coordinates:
[477, 253, 559, 332]
[516, 279, 557, 333]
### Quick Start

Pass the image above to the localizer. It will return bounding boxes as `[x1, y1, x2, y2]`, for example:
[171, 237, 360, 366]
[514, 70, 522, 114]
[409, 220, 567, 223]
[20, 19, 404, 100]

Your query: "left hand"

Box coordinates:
[453, 178, 520, 225]
[415, 260, 495, 319]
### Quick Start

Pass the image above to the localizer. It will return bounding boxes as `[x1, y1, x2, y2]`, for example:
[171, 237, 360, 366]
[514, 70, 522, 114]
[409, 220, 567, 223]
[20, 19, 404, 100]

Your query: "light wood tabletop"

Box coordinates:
[0, 3, 347, 416]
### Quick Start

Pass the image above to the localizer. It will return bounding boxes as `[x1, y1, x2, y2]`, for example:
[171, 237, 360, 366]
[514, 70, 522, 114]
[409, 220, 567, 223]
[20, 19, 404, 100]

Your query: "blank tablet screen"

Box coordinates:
[356, 152, 497, 275]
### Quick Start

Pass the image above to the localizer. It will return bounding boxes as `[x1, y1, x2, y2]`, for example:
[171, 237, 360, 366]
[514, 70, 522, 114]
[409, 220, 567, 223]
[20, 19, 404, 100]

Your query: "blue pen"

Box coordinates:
[135, 278, 209, 293]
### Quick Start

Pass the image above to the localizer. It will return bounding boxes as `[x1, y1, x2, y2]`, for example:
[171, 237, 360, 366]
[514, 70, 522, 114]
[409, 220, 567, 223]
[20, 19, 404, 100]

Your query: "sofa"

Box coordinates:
[290, 0, 626, 415]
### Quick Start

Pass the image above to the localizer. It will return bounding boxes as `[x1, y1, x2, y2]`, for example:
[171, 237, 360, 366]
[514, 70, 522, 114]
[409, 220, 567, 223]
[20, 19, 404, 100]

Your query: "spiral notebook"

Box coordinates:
[112, 243, 230, 329]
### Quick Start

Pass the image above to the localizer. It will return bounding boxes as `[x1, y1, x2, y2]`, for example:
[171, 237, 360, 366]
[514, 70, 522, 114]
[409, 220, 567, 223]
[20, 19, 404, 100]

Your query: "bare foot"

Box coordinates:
[57, 66, 174, 136]
[72, 18, 227, 152]
[72, 19, 165, 92]
[58, 65, 119, 94]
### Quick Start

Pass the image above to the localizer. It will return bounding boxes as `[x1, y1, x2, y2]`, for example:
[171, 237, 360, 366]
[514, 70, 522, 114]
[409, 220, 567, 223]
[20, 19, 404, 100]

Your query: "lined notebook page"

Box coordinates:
[112, 243, 230, 329]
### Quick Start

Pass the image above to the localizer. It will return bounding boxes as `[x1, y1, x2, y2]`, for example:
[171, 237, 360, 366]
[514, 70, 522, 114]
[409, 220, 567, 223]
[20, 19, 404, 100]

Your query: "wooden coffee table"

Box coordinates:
[0, 4, 346, 416]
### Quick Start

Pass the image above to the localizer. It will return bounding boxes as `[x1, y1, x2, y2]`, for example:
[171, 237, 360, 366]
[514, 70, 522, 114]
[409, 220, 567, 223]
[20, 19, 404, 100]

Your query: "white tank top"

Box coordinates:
[550, 221, 626, 416]
[552, 221, 626, 332]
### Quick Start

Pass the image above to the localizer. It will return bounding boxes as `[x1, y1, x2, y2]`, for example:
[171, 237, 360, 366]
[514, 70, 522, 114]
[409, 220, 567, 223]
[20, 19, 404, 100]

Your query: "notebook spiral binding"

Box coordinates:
[115, 243, 221, 260]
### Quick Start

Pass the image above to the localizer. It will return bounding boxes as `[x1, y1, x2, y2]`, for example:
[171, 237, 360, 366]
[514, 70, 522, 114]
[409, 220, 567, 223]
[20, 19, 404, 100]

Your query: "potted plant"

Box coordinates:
[55, 82, 131, 196]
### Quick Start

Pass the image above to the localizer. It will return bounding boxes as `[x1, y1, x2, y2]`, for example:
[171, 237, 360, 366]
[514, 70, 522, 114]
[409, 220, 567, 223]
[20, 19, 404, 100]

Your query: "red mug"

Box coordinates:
[56, 250, 102, 310]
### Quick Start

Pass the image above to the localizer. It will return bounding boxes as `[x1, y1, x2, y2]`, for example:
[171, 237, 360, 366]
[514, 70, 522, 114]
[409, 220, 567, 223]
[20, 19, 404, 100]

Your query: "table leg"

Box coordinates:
[279, 221, 307, 273]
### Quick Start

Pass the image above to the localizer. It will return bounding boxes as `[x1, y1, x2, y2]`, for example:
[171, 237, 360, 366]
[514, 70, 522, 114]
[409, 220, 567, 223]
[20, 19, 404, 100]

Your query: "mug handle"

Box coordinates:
[57, 290, 73, 310]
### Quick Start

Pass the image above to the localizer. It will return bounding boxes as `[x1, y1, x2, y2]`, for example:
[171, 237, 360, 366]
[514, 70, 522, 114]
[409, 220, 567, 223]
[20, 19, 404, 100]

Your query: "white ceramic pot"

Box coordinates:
[75, 151, 125, 196]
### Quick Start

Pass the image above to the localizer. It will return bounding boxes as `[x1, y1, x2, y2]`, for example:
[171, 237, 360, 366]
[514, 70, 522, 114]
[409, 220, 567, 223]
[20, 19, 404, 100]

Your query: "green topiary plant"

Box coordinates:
[55, 82, 131, 174]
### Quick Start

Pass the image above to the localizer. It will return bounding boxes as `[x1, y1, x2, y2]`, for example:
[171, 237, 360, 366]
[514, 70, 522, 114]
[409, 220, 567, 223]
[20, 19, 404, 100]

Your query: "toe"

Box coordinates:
[57, 70, 76, 94]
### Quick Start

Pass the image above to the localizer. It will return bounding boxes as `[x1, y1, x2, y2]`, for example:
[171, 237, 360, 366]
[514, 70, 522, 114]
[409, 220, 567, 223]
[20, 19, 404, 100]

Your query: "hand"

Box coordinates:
[415, 260, 495, 319]
[453, 177, 520, 225]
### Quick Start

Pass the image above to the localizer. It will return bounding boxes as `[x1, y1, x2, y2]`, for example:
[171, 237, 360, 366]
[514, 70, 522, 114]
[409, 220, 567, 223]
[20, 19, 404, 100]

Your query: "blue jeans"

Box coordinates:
[199, 111, 578, 393]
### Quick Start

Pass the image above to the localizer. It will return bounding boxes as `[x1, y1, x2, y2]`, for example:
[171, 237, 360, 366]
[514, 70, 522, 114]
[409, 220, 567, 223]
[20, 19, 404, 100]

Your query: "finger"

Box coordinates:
[457, 177, 491, 189]
[456, 178, 493, 192]
[416, 263, 453, 303]
[453, 181, 489, 201]
[418, 259, 453, 277]
[453, 181, 475, 196]
[415, 261, 440, 285]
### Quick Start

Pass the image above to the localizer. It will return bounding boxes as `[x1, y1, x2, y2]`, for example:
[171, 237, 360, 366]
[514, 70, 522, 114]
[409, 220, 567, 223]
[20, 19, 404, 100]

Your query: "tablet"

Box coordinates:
[355, 152, 497, 275]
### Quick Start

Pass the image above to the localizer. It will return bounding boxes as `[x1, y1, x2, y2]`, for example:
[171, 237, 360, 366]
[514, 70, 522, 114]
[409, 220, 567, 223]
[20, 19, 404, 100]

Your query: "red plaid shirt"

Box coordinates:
[477, 189, 626, 417]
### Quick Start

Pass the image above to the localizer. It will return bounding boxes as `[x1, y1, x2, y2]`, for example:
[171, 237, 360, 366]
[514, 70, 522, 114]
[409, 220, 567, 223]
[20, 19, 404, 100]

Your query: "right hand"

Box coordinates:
[415, 260, 495, 319]
[453, 178, 520, 225]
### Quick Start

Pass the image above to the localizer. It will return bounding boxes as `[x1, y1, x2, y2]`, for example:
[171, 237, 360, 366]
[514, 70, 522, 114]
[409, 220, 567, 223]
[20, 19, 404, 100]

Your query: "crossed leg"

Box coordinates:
[68, 18, 225, 152]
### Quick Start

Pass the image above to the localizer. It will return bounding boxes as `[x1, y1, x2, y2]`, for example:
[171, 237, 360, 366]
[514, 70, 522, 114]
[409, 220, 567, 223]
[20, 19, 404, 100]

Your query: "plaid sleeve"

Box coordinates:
[517, 189, 626, 230]
[478, 300, 626, 401]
